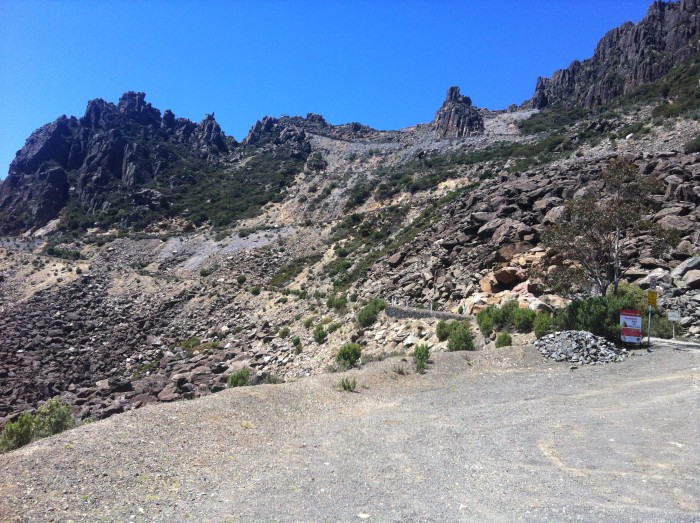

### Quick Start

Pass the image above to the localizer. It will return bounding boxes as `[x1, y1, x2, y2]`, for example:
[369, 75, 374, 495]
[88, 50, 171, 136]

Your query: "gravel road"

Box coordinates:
[0, 343, 698, 522]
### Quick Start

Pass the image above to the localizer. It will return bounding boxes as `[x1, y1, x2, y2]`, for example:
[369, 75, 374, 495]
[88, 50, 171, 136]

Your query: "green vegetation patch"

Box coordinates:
[356, 298, 387, 328]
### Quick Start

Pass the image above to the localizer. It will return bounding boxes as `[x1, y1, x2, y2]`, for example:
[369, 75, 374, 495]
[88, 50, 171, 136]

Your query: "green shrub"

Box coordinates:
[554, 283, 652, 343]
[336, 343, 362, 367]
[477, 301, 520, 335]
[646, 314, 674, 339]
[512, 308, 536, 332]
[32, 399, 75, 438]
[495, 332, 512, 348]
[338, 377, 357, 392]
[327, 294, 348, 310]
[175, 337, 201, 356]
[251, 286, 261, 296]
[356, 298, 387, 328]
[476, 309, 495, 336]
[534, 313, 553, 339]
[199, 263, 219, 277]
[0, 412, 34, 452]
[436, 320, 455, 341]
[227, 368, 250, 388]
[313, 324, 327, 344]
[237, 274, 247, 284]
[413, 343, 430, 373]
[279, 326, 290, 338]
[500, 300, 520, 325]
[447, 322, 475, 351]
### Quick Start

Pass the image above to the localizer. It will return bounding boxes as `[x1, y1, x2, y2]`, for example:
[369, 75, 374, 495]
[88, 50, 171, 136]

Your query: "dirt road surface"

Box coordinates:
[0, 343, 698, 522]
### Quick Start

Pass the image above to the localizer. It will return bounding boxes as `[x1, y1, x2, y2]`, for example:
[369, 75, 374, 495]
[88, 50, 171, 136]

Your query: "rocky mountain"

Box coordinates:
[530, 0, 700, 108]
[0, 0, 699, 428]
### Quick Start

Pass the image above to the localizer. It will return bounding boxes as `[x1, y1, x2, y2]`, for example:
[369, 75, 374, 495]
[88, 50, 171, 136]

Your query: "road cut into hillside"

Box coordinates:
[0, 342, 698, 523]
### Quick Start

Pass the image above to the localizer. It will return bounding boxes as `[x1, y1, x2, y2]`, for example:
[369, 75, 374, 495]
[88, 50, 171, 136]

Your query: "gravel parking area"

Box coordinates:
[0, 343, 698, 522]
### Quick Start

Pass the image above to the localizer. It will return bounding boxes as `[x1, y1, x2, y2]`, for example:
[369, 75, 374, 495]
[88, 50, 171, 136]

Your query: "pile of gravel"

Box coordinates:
[535, 330, 629, 365]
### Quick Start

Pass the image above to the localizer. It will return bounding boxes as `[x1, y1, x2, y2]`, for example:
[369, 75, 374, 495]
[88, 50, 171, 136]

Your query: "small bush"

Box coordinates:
[264, 374, 284, 384]
[495, 332, 512, 348]
[237, 274, 247, 284]
[534, 313, 553, 339]
[413, 344, 430, 373]
[512, 308, 536, 332]
[647, 314, 674, 339]
[476, 310, 495, 336]
[292, 336, 302, 353]
[336, 342, 362, 367]
[32, 399, 75, 438]
[199, 263, 219, 277]
[338, 377, 357, 392]
[500, 300, 520, 325]
[303, 317, 314, 329]
[436, 320, 455, 341]
[0, 412, 34, 452]
[313, 324, 327, 344]
[251, 286, 261, 296]
[447, 322, 475, 351]
[227, 368, 250, 388]
[356, 298, 387, 328]
[278, 326, 290, 338]
[327, 294, 348, 310]
[392, 363, 409, 375]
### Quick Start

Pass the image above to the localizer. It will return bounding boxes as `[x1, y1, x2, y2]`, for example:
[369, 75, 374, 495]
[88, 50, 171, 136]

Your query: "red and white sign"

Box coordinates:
[620, 309, 642, 343]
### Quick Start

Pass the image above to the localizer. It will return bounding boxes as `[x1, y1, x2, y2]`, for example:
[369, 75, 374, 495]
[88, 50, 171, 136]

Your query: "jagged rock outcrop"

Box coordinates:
[530, 0, 700, 108]
[0, 92, 235, 233]
[243, 116, 311, 158]
[433, 86, 485, 138]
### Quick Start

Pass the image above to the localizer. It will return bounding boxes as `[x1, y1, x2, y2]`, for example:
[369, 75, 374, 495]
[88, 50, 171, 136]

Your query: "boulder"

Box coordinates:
[683, 270, 700, 289]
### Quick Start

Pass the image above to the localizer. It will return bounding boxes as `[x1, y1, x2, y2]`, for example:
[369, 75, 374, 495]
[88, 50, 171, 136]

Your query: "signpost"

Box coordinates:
[668, 310, 680, 338]
[620, 309, 642, 344]
[647, 288, 657, 350]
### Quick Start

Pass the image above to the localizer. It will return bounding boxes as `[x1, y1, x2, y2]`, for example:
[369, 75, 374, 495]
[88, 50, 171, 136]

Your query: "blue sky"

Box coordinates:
[1, 0, 652, 179]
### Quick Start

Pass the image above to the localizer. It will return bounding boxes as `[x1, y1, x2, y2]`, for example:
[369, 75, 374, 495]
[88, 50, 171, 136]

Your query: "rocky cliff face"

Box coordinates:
[433, 86, 485, 138]
[530, 0, 700, 108]
[0, 92, 234, 233]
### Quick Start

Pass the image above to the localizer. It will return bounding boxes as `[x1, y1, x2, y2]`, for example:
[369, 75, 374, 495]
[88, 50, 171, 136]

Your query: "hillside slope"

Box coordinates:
[0, 0, 699, 428]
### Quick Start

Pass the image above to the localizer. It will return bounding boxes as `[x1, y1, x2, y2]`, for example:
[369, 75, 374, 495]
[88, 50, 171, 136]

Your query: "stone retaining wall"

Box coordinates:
[385, 305, 465, 321]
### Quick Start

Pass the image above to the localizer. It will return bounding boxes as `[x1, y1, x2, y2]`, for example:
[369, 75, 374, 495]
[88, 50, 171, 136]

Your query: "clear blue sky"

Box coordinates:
[1, 0, 653, 179]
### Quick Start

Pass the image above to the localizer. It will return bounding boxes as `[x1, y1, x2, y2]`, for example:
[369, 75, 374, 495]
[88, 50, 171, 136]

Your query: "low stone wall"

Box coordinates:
[385, 305, 465, 321]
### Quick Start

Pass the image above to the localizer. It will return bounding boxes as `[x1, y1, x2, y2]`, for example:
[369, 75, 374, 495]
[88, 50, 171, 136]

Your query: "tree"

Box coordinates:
[541, 157, 672, 297]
